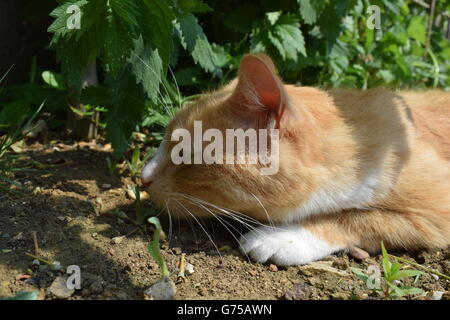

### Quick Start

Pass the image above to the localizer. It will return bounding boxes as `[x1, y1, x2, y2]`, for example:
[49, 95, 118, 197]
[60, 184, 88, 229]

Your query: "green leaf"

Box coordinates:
[177, 0, 212, 13]
[407, 16, 426, 45]
[0, 291, 39, 300]
[266, 11, 282, 25]
[176, 13, 221, 76]
[270, 15, 306, 60]
[390, 270, 425, 281]
[317, 1, 351, 51]
[297, 0, 323, 25]
[109, 0, 139, 27]
[350, 267, 369, 282]
[380, 241, 392, 276]
[142, 0, 175, 73]
[48, 0, 88, 44]
[105, 67, 146, 156]
[398, 286, 424, 296]
[129, 36, 163, 103]
[377, 70, 395, 83]
[103, 11, 134, 74]
[390, 260, 402, 275]
[147, 216, 170, 277]
[387, 281, 406, 297]
[42, 71, 66, 90]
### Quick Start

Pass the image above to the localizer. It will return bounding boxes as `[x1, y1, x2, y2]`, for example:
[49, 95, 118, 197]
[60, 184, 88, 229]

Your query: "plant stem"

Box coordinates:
[134, 185, 144, 225]
[178, 253, 186, 279]
[25, 252, 65, 271]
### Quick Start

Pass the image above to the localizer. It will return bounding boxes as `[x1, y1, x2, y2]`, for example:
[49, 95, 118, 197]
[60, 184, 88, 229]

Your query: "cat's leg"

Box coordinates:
[239, 208, 449, 266]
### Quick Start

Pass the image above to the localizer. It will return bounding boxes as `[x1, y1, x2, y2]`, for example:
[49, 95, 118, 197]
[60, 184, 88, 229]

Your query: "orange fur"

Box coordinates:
[142, 53, 450, 258]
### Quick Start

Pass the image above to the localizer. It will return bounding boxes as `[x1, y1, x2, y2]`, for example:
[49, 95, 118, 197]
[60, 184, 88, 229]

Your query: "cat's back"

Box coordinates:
[401, 90, 450, 161]
[324, 88, 450, 157]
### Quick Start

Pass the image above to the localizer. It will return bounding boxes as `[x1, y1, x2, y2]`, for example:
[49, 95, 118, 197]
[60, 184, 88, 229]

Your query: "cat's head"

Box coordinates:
[140, 53, 320, 222]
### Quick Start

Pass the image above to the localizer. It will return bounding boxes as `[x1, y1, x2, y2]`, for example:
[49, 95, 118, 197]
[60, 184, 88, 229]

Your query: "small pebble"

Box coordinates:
[269, 264, 278, 272]
[144, 277, 176, 300]
[284, 283, 311, 300]
[12, 232, 24, 241]
[185, 263, 195, 275]
[172, 247, 182, 255]
[48, 276, 74, 299]
[111, 236, 125, 244]
[431, 291, 445, 300]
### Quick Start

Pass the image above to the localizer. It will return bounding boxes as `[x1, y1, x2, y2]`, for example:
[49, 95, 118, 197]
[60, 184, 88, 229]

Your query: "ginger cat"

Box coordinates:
[141, 53, 450, 266]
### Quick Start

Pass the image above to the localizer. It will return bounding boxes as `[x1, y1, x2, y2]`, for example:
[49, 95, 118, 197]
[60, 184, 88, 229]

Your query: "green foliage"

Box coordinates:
[351, 241, 426, 298]
[28, 0, 450, 158]
[380, 241, 425, 297]
[0, 101, 44, 193]
[0, 291, 39, 300]
[48, 0, 224, 157]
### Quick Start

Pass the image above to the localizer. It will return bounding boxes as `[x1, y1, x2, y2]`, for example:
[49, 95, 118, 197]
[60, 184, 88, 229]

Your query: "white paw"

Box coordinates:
[239, 225, 343, 266]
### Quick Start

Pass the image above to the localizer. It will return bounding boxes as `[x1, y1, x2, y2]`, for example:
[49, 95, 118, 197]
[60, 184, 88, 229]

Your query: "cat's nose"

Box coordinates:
[141, 177, 152, 187]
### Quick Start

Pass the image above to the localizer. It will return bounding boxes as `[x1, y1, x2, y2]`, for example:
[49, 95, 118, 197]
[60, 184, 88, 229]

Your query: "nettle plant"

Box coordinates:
[48, 0, 229, 156]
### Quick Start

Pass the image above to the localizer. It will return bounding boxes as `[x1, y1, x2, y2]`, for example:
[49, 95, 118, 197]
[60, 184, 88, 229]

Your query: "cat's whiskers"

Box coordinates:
[176, 193, 295, 248]
[165, 199, 174, 247]
[168, 66, 182, 111]
[173, 199, 223, 260]
[183, 198, 253, 262]
[174, 193, 270, 236]
[131, 52, 181, 127]
[249, 192, 275, 230]
[174, 193, 260, 225]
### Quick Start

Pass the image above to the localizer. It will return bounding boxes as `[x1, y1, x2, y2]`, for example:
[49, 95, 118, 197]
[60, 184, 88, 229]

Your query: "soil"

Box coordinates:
[0, 140, 449, 300]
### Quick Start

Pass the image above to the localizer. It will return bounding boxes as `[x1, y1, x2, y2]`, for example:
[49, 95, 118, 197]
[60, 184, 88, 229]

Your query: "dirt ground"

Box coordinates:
[0, 140, 449, 300]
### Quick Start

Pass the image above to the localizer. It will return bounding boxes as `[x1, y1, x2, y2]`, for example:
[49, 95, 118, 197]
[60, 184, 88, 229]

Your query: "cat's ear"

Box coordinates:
[230, 53, 288, 127]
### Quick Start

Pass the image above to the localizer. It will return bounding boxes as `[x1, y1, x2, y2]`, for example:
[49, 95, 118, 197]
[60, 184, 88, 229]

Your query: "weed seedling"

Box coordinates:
[126, 147, 141, 178]
[379, 241, 425, 297]
[144, 216, 176, 300]
[351, 241, 426, 298]
[147, 216, 169, 278]
[105, 156, 118, 176]
[0, 102, 44, 193]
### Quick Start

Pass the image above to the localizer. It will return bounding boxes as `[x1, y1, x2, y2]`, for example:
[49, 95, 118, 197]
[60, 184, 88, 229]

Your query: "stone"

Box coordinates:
[331, 292, 350, 300]
[111, 236, 125, 244]
[284, 283, 312, 300]
[144, 277, 176, 300]
[48, 276, 74, 299]
[301, 261, 350, 277]
[185, 263, 195, 275]
[431, 291, 445, 300]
